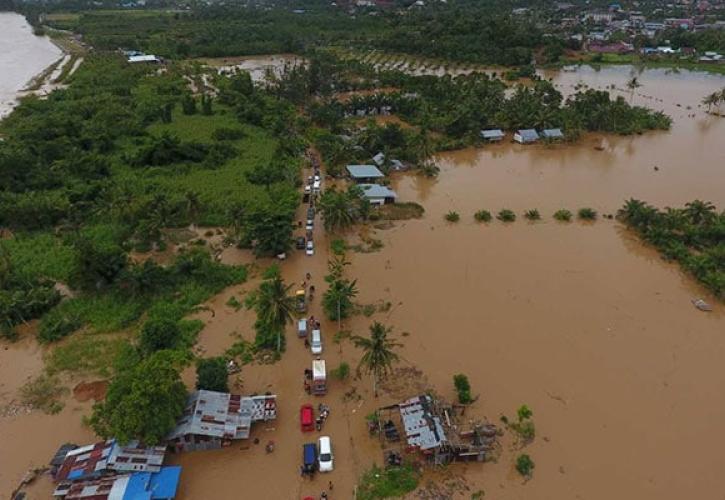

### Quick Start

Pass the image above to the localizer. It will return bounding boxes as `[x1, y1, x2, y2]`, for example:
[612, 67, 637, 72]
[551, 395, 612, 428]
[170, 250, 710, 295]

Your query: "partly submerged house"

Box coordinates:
[346, 164, 385, 183]
[514, 129, 540, 144]
[375, 395, 498, 466]
[359, 184, 397, 205]
[53, 466, 181, 500]
[541, 128, 564, 140]
[480, 129, 505, 142]
[167, 390, 277, 452]
[54, 440, 166, 482]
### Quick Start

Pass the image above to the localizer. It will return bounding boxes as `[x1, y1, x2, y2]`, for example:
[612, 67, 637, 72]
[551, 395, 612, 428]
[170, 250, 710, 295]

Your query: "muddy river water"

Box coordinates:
[4, 64, 725, 499]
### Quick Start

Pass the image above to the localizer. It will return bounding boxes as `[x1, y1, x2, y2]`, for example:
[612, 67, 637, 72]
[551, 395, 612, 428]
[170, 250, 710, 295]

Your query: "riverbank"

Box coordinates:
[565, 52, 725, 76]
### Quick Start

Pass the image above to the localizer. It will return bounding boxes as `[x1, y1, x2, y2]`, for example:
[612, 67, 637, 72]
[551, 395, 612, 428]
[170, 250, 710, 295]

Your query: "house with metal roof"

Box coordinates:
[372, 152, 386, 166]
[359, 184, 397, 205]
[127, 54, 161, 64]
[346, 164, 385, 183]
[480, 129, 505, 142]
[53, 466, 181, 499]
[167, 390, 277, 452]
[514, 129, 540, 144]
[54, 440, 166, 482]
[541, 128, 564, 140]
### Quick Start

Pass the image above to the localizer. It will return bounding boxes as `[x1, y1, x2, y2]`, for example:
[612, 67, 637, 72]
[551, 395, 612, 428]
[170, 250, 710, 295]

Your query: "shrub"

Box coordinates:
[524, 209, 541, 221]
[553, 209, 572, 221]
[516, 454, 535, 476]
[453, 374, 473, 404]
[20, 374, 68, 414]
[445, 211, 460, 222]
[497, 209, 516, 222]
[38, 309, 83, 343]
[330, 238, 347, 255]
[474, 210, 492, 222]
[331, 361, 350, 380]
[578, 207, 597, 220]
[196, 357, 229, 392]
[139, 318, 181, 353]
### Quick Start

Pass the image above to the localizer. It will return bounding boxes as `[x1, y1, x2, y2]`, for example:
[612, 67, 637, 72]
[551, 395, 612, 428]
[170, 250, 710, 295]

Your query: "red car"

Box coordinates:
[300, 404, 314, 432]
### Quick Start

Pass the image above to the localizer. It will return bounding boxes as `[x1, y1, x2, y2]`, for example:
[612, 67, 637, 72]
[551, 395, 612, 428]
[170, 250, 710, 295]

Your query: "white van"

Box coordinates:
[310, 329, 322, 354]
[318, 436, 334, 472]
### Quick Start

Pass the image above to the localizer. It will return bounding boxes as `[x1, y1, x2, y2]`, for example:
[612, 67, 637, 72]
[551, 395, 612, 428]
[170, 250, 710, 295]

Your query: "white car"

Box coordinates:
[318, 436, 334, 472]
[310, 329, 322, 354]
[305, 220, 314, 231]
[312, 180, 321, 193]
[306, 240, 314, 256]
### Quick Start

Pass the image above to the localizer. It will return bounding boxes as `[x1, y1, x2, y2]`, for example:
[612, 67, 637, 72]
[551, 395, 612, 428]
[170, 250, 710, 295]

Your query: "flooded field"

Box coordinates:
[199, 54, 304, 83]
[4, 64, 725, 499]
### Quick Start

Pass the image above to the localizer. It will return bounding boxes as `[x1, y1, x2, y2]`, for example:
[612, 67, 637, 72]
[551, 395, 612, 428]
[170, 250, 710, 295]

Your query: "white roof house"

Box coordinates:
[127, 54, 161, 64]
[542, 128, 564, 139]
[480, 129, 505, 141]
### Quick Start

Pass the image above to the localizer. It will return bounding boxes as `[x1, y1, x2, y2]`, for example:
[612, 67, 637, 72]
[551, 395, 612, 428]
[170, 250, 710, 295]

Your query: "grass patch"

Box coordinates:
[20, 374, 69, 414]
[0, 233, 77, 283]
[356, 465, 419, 500]
[46, 334, 128, 377]
[377, 202, 425, 220]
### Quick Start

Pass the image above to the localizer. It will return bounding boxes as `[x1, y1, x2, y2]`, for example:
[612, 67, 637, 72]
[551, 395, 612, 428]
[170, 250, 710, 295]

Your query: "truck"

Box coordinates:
[311, 359, 327, 396]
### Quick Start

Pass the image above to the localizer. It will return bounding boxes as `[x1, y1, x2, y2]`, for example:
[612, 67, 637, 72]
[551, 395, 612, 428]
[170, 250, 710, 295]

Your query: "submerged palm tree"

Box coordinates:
[702, 92, 720, 113]
[352, 322, 402, 397]
[684, 200, 716, 225]
[626, 76, 641, 102]
[255, 275, 295, 351]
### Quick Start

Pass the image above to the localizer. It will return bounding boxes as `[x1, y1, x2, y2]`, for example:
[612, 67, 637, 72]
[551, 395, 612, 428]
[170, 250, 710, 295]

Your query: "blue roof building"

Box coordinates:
[346, 164, 385, 182]
[542, 128, 564, 140]
[514, 129, 540, 144]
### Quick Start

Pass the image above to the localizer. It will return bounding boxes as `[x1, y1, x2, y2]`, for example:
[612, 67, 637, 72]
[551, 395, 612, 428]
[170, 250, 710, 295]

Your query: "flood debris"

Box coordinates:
[692, 298, 713, 312]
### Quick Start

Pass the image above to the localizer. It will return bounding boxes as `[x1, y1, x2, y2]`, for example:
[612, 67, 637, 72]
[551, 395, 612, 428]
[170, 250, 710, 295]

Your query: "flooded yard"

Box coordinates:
[4, 64, 725, 499]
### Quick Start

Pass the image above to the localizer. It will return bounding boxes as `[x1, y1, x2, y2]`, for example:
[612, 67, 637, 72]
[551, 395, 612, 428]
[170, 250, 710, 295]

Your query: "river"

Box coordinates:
[0, 12, 62, 119]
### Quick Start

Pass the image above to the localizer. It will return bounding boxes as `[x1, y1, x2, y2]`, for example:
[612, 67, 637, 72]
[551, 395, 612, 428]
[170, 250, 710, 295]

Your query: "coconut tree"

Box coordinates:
[319, 188, 358, 232]
[352, 322, 402, 397]
[255, 275, 296, 351]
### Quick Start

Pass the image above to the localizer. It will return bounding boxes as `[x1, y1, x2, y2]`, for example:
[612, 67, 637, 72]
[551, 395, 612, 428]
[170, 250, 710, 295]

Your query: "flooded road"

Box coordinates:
[4, 64, 725, 499]
[0, 12, 62, 118]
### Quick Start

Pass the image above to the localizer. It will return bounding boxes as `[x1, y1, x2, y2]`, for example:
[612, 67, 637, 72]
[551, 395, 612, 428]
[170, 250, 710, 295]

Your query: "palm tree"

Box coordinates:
[323, 278, 358, 330]
[684, 200, 716, 225]
[255, 275, 295, 351]
[184, 190, 201, 229]
[319, 188, 357, 232]
[352, 322, 402, 397]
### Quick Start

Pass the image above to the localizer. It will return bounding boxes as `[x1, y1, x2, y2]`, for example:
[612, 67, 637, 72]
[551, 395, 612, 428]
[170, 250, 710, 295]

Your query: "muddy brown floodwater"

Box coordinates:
[5, 65, 725, 500]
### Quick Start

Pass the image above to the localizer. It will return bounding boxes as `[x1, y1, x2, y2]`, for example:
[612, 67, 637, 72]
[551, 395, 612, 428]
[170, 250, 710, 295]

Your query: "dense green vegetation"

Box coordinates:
[453, 373, 473, 404]
[323, 255, 358, 324]
[618, 199, 724, 298]
[196, 356, 230, 392]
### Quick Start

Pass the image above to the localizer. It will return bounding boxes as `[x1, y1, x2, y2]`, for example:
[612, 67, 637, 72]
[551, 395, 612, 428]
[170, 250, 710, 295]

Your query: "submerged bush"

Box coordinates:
[524, 209, 541, 221]
[553, 209, 572, 221]
[453, 373, 473, 404]
[474, 210, 492, 222]
[497, 209, 516, 222]
[578, 207, 598, 220]
[444, 211, 460, 223]
[516, 454, 535, 477]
